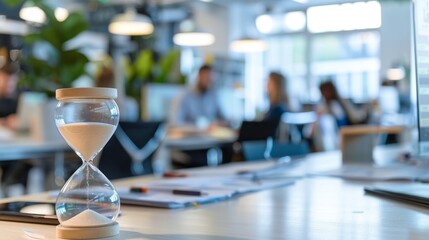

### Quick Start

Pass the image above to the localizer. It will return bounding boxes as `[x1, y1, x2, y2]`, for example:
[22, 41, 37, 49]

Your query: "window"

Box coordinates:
[311, 31, 380, 101]
[265, 35, 307, 104]
[307, 1, 381, 33]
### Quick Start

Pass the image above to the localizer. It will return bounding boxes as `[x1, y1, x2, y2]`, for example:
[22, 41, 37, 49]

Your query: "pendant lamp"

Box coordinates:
[108, 7, 154, 36]
[173, 19, 215, 47]
[19, 0, 69, 23]
[230, 37, 267, 53]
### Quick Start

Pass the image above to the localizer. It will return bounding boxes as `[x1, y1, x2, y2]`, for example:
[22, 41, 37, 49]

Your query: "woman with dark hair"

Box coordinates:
[319, 80, 368, 127]
[263, 71, 288, 122]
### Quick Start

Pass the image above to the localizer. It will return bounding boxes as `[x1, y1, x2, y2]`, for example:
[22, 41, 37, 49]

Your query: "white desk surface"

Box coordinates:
[2, 147, 429, 240]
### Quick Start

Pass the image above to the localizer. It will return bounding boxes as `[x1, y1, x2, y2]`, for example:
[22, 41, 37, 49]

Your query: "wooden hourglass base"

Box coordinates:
[56, 222, 119, 239]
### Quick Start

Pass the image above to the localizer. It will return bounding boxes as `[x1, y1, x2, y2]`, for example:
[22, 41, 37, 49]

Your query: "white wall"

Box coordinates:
[192, 2, 230, 57]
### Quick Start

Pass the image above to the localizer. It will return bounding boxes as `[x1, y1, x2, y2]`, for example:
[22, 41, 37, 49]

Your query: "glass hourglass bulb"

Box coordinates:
[54, 88, 120, 228]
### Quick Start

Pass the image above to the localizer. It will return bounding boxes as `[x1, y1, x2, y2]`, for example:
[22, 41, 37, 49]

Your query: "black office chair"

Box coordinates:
[228, 120, 280, 162]
[236, 120, 280, 142]
[98, 121, 166, 180]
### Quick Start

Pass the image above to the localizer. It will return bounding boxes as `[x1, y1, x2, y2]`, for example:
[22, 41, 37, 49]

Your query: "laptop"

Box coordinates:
[364, 0, 429, 205]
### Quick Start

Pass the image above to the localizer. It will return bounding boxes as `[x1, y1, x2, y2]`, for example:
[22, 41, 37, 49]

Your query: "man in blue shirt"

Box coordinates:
[172, 65, 226, 127]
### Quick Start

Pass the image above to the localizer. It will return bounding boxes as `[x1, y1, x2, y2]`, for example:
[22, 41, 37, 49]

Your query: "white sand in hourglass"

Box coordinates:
[58, 122, 116, 161]
[62, 209, 113, 227]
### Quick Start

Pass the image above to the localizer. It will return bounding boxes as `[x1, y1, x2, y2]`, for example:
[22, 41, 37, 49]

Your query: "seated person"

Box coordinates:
[263, 71, 288, 122]
[318, 80, 369, 127]
[313, 80, 370, 151]
[170, 64, 228, 168]
[0, 64, 33, 195]
[171, 64, 226, 129]
[95, 63, 138, 121]
[0, 64, 19, 129]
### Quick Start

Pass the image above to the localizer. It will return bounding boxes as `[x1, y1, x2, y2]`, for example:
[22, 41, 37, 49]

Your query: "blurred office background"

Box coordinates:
[0, 0, 415, 195]
[0, 0, 412, 121]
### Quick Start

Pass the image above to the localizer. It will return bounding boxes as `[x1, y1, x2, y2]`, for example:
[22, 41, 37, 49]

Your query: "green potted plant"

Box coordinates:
[6, 0, 89, 140]
[123, 48, 186, 119]
[10, 0, 89, 96]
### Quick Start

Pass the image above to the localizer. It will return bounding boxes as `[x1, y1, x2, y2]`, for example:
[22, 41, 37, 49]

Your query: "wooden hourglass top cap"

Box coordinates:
[56, 88, 118, 100]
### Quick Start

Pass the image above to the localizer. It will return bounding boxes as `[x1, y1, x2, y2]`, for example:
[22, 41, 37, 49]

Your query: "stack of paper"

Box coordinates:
[118, 176, 294, 209]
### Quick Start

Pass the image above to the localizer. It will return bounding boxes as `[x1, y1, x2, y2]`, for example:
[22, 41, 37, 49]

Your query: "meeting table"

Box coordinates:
[0, 144, 428, 239]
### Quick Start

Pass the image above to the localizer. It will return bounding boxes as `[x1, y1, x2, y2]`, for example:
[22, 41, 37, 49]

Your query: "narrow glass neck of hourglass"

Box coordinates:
[80, 153, 98, 165]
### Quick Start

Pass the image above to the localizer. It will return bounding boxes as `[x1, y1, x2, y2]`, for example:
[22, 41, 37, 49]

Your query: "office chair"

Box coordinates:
[227, 120, 280, 162]
[242, 138, 310, 161]
[236, 120, 280, 142]
[98, 121, 166, 180]
[241, 140, 271, 161]
[280, 111, 317, 143]
[270, 141, 310, 159]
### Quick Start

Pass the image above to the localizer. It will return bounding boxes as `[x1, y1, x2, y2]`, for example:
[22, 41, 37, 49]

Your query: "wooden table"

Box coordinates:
[2, 147, 429, 240]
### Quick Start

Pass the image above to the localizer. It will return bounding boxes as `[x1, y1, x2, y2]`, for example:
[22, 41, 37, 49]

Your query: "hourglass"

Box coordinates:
[55, 88, 120, 239]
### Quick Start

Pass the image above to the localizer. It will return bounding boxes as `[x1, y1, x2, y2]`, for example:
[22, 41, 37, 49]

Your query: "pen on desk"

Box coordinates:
[130, 187, 207, 196]
[163, 172, 189, 178]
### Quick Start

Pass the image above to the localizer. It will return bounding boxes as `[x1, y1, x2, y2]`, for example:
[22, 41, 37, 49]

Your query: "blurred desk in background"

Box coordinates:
[0, 136, 69, 161]
[155, 126, 237, 171]
[165, 126, 236, 150]
[340, 125, 405, 164]
[0, 133, 71, 188]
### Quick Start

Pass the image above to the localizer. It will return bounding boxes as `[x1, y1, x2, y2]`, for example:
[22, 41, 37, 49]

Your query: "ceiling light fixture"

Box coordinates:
[255, 14, 274, 34]
[230, 37, 267, 53]
[108, 7, 154, 36]
[19, 0, 69, 24]
[173, 19, 215, 47]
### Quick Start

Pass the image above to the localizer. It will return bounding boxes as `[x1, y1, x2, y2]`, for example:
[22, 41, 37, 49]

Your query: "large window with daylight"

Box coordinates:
[311, 31, 380, 102]
[260, 0, 382, 106]
[307, 1, 381, 33]
[265, 35, 307, 107]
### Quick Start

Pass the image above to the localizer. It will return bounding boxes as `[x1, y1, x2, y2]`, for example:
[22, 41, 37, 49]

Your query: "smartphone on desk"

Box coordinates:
[0, 201, 59, 225]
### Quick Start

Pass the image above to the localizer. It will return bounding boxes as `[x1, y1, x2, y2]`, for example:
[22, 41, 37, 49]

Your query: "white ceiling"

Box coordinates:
[151, 0, 364, 8]
[101, 0, 364, 8]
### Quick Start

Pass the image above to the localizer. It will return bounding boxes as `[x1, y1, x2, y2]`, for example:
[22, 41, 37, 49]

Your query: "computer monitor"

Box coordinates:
[141, 84, 184, 121]
[15, 92, 47, 132]
[414, 0, 429, 155]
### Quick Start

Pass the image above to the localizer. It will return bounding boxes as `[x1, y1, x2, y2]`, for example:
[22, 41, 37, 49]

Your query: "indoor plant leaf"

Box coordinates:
[60, 12, 88, 42]
[3, 0, 24, 7]
[24, 33, 42, 44]
[59, 50, 89, 86]
[27, 57, 55, 78]
[33, 0, 58, 25]
[39, 27, 62, 49]
[154, 49, 180, 83]
[122, 56, 136, 83]
[135, 50, 153, 81]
